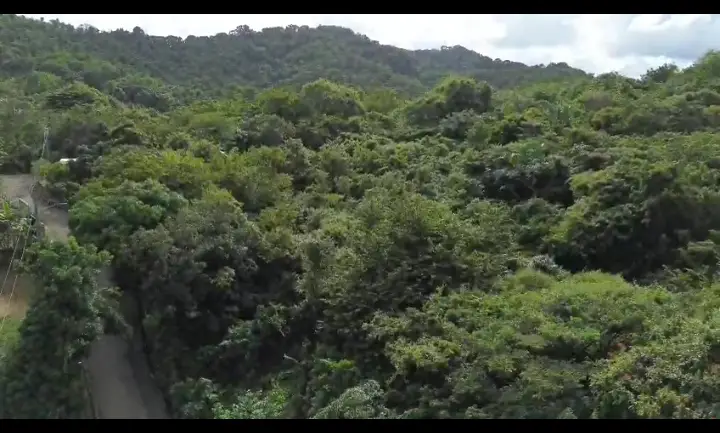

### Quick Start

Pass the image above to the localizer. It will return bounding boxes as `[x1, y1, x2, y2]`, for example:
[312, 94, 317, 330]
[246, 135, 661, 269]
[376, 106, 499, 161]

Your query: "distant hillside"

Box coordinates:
[0, 14, 589, 98]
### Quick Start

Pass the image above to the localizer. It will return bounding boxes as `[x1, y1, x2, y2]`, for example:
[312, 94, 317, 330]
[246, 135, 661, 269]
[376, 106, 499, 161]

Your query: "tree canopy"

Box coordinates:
[3, 14, 720, 419]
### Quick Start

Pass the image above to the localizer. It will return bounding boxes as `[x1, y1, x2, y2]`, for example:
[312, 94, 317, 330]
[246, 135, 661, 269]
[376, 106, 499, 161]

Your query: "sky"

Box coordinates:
[20, 14, 720, 78]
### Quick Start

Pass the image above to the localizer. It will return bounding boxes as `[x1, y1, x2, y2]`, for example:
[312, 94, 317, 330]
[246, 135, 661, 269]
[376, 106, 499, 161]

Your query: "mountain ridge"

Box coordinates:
[1, 15, 590, 97]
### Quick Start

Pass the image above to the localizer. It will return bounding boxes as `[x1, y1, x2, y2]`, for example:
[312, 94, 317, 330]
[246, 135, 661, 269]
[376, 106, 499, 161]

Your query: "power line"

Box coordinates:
[0, 125, 50, 333]
[0, 225, 23, 298]
[0, 197, 36, 334]
[0, 221, 33, 335]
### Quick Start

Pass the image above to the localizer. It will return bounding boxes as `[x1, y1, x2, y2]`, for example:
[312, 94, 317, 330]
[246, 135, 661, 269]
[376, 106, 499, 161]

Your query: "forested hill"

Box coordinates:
[1, 14, 588, 98]
[10, 13, 720, 421]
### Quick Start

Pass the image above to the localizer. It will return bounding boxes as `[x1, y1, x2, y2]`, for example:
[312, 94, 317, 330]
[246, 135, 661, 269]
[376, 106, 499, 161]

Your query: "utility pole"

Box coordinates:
[42, 125, 49, 160]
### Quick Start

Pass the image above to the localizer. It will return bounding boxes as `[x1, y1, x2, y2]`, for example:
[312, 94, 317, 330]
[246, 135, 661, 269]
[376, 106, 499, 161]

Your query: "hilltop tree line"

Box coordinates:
[0, 14, 587, 102]
[3, 14, 720, 418]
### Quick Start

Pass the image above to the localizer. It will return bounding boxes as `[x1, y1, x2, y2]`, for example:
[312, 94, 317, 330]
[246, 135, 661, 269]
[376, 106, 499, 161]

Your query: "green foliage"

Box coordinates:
[0, 317, 20, 361]
[6, 13, 720, 420]
[0, 239, 123, 418]
[0, 16, 588, 98]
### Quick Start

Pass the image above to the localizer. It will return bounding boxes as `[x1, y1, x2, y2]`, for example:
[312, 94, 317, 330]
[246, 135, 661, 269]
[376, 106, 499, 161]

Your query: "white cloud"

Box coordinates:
[19, 14, 720, 78]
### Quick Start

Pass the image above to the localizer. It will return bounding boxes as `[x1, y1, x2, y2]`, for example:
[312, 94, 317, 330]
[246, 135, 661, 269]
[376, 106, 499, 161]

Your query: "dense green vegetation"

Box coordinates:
[0, 317, 19, 360]
[0, 239, 122, 418]
[4, 14, 720, 418]
[0, 14, 587, 101]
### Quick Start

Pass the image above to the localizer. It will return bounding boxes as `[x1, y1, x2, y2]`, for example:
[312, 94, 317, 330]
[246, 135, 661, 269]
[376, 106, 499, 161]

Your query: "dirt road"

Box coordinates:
[0, 174, 169, 419]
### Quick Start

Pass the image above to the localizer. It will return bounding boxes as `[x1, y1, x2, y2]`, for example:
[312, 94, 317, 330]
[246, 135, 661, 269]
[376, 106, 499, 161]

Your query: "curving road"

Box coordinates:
[0, 174, 169, 419]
